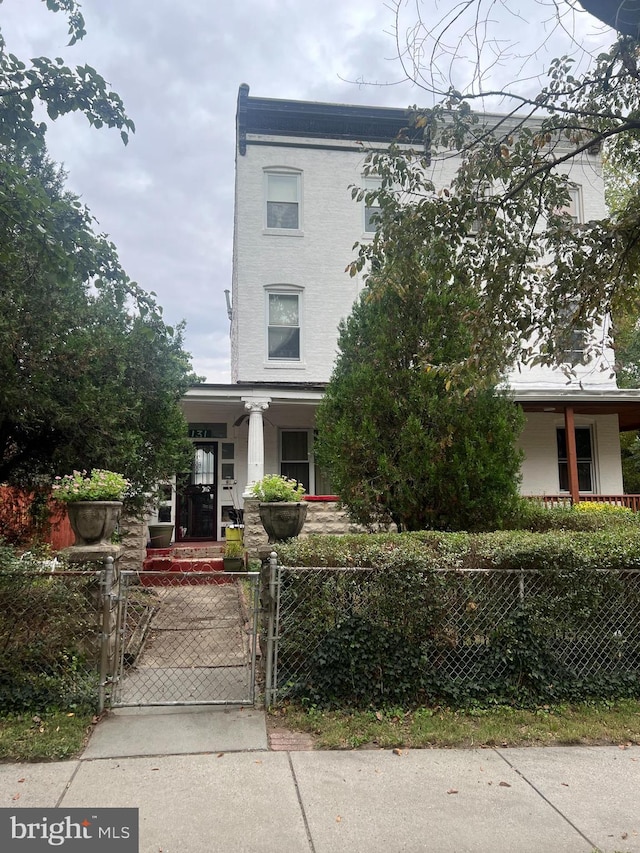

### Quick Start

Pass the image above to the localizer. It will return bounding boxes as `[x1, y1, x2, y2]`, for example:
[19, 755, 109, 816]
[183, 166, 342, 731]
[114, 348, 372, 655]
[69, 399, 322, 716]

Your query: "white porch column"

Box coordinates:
[242, 397, 271, 497]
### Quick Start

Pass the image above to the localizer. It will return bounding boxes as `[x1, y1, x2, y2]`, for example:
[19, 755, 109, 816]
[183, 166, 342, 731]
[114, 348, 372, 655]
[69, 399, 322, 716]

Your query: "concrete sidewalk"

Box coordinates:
[1, 706, 639, 852]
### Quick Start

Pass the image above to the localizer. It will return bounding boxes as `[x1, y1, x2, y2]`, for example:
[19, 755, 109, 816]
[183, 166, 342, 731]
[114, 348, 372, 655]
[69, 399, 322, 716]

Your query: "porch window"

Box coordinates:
[557, 426, 594, 492]
[280, 429, 333, 495]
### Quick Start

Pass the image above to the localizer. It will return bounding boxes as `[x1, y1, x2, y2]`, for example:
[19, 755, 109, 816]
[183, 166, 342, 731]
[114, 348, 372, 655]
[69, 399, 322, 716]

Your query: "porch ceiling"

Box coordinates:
[516, 393, 640, 431]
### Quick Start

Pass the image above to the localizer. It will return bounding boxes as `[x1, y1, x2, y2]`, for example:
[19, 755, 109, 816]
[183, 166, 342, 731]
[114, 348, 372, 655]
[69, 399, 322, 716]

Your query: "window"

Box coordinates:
[265, 171, 300, 230]
[363, 176, 382, 233]
[221, 442, 235, 481]
[469, 182, 493, 235]
[191, 444, 216, 485]
[268, 292, 300, 360]
[281, 430, 310, 491]
[280, 430, 333, 495]
[557, 426, 594, 492]
[557, 184, 582, 224]
[558, 301, 588, 365]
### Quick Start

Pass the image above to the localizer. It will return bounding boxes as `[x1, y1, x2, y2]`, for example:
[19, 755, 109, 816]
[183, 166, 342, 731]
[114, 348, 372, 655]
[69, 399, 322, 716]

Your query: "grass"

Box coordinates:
[0, 710, 96, 762]
[270, 699, 640, 750]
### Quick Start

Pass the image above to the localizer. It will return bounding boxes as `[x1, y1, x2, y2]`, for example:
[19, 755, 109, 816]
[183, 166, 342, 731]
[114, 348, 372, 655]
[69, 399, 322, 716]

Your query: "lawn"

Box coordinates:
[0, 711, 96, 762]
[270, 700, 640, 750]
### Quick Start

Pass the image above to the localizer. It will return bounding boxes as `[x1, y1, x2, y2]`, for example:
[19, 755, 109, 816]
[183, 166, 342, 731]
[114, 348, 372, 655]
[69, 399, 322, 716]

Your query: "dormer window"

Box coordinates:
[265, 170, 301, 231]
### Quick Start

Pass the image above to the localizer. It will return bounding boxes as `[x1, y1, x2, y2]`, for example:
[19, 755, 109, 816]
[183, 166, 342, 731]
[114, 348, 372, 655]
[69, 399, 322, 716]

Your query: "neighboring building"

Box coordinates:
[173, 84, 640, 542]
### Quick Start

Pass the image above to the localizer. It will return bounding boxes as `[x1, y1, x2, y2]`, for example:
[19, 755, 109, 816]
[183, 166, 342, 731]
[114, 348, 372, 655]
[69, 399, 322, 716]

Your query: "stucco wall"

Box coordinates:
[519, 412, 623, 495]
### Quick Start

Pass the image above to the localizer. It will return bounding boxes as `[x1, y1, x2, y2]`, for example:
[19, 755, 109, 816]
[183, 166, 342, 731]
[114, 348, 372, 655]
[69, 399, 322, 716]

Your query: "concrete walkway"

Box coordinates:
[1, 706, 640, 852]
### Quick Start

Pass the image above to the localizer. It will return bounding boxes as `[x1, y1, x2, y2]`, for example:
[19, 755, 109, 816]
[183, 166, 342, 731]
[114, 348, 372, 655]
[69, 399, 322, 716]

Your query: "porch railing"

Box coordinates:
[528, 494, 640, 512]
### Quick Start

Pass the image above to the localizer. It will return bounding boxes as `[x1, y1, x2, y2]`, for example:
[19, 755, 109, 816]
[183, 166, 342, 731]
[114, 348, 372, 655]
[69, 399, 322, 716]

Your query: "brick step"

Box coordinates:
[170, 546, 225, 558]
[145, 545, 227, 560]
[141, 555, 233, 585]
[143, 556, 225, 572]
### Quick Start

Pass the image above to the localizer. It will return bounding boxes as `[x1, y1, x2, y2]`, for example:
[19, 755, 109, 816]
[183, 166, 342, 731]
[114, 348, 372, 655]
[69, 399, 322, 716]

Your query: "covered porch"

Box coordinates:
[515, 388, 640, 505]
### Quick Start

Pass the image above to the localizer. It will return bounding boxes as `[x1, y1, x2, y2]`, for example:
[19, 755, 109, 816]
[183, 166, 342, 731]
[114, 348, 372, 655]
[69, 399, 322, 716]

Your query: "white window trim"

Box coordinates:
[263, 168, 304, 235]
[362, 175, 382, 236]
[555, 183, 583, 224]
[264, 285, 304, 366]
[555, 419, 598, 494]
[279, 428, 328, 495]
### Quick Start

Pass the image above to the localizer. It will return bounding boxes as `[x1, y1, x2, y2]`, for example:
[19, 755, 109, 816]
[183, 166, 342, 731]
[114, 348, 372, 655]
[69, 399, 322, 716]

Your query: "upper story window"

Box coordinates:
[363, 176, 382, 233]
[469, 181, 493, 235]
[265, 170, 301, 231]
[267, 290, 301, 360]
[557, 183, 583, 224]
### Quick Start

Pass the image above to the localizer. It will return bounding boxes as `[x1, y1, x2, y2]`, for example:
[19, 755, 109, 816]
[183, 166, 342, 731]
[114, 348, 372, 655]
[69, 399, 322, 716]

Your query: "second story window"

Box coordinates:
[363, 176, 382, 233]
[557, 183, 582, 224]
[268, 292, 300, 360]
[265, 171, 301, 230]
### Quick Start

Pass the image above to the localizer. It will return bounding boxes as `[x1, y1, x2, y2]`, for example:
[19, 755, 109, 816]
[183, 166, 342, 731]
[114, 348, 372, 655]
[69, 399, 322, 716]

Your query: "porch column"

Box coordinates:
[564, 405, 580, 505]
[242, 397, 271, 497]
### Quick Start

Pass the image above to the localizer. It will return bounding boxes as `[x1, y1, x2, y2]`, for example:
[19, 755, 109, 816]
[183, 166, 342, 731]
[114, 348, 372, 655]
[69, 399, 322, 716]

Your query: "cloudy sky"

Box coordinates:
[1, 0, 614, 381]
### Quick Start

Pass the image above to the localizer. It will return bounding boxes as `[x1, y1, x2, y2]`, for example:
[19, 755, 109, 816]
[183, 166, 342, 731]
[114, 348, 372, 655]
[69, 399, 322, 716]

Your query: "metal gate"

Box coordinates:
[110, 570, 259, 707]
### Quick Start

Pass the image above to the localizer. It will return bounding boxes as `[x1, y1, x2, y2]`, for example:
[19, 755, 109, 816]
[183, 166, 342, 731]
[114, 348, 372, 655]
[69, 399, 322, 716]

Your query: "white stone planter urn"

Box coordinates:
[66, 501, 122, 546]
[258, 501, 308, 543]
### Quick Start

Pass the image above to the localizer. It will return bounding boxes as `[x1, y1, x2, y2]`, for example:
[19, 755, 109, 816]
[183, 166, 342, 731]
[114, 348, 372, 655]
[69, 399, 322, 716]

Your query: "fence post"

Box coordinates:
[264, 551, 278, 707]
[98, 556, 115, 714]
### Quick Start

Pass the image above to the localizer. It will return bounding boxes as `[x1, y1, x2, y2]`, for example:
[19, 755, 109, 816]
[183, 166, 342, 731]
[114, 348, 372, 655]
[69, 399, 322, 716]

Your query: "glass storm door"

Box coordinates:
[177, 443, 218, 540]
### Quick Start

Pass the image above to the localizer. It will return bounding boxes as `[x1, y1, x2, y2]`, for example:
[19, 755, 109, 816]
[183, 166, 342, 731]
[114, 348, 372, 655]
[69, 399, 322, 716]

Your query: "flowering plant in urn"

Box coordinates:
[53, 470, 129, 546]
[53, 470, 129, 502]
[251, 474, 307, 542]
[250, 474, 305, 502]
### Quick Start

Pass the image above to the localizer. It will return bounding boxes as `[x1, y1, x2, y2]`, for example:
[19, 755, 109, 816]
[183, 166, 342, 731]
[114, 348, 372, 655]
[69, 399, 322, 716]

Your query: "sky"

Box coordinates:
[0, 0, 614, 382]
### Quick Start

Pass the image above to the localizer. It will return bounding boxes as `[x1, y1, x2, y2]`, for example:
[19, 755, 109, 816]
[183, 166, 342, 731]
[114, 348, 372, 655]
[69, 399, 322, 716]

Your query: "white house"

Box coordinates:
[174, 85, 640, 543]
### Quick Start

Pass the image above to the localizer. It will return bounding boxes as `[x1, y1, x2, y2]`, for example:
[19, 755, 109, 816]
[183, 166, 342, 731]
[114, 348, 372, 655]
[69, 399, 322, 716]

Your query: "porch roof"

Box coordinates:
[182, 384, 640, 430]
[514, 389, 640, 431]
[183, 382, 327, 406]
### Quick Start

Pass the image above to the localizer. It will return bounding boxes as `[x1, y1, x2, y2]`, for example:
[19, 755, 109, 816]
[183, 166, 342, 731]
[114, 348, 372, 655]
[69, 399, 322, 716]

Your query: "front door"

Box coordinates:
[177, 443, 218, 540]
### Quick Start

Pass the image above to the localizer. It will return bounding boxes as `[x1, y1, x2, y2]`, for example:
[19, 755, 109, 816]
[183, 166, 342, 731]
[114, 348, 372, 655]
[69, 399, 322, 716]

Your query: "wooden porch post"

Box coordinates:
[564, 406, 580, 505]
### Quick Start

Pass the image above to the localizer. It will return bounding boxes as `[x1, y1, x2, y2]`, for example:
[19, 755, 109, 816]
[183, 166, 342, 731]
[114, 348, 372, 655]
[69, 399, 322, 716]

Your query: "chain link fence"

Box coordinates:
[112, 571, 259, 707]
[0, 568, 103, 714]
[265, 562, 640, 707]
[0, 563, 260, 714]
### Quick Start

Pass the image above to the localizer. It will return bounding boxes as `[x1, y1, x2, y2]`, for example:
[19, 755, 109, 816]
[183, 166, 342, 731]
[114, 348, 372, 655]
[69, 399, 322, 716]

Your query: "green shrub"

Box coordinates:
[275, 529, 640, 573]
[0, 551, 99, 713]
[306, 616, 435, 707]
[502, 497, 639, 532]
[272, 531, 640, 709]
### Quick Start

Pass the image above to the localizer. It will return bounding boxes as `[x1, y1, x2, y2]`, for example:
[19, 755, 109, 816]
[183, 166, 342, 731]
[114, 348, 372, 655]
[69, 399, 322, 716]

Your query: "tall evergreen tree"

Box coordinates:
[316, 270, 524, 532]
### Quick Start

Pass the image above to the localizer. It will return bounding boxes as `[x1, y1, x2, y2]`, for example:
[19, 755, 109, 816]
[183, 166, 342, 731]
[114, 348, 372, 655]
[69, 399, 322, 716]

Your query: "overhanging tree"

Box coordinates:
[0, 2, 197, 503]
[316, 223, 524, 532]
[348, 3, 640, 370]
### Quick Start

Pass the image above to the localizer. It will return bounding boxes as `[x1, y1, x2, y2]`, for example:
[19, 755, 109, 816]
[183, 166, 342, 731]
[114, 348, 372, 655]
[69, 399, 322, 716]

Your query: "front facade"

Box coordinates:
[173, 85, 640, 542]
